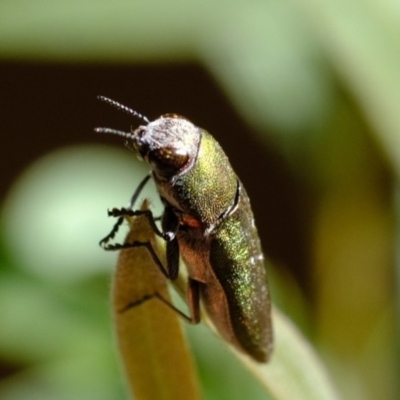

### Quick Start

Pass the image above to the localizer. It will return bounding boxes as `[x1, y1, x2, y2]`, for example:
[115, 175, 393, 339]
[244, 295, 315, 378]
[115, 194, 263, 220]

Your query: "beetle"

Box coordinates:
[96, 96, 273, 362]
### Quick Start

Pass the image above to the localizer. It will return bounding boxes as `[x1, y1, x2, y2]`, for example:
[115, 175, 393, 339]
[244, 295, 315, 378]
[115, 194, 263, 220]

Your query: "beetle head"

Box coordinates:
[95, 97, 201, 181]
[133, 114, 200, 180]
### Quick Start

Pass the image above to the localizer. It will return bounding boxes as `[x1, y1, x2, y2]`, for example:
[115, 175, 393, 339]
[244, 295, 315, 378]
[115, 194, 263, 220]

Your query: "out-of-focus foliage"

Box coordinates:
[0, 1, 398, 399]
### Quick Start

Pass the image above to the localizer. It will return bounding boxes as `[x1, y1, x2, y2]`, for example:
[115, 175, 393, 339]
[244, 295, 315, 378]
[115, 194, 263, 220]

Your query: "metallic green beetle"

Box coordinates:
[96, 96, 273, 362]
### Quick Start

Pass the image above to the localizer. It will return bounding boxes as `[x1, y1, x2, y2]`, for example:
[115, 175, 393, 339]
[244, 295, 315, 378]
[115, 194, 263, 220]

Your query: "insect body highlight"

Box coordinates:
[97, 96, 273, 362]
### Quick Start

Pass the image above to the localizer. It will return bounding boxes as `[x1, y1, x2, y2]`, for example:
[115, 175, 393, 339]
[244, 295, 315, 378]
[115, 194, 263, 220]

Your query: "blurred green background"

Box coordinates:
[0, 1, 398, 399]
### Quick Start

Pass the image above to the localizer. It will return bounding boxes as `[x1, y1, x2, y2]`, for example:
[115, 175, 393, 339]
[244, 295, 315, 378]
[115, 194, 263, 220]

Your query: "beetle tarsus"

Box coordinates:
[99, 216, 124, 246]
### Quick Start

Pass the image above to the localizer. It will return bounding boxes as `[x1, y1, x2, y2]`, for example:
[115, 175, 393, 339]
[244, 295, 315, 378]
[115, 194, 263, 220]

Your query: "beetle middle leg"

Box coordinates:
[104, 224, 180, 280]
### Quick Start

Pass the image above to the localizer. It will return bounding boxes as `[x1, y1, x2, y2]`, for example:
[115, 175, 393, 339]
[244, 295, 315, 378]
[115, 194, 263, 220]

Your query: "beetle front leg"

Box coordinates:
[99, 173, 152, 246]
[99, 216, 125, 246]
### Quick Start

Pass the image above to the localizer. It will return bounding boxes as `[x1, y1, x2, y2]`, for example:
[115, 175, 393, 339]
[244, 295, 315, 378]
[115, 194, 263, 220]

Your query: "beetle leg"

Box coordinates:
[103, 204, 181, 282]
[153, 292, 195, 323]
[118, 292, 162, 313]
[186, 278, 201, 324]
[107, 208, 174, 241]
[104, 239, 178, 280]
[99, 217, 124, 246]
[104, 233, 180, 281]
[125, 173, 152, 209]
[161, 207, 181, 279]
[99, 173, 151, 246]
[165, 238, 179, 280]
[103, 207, 181, 281]
[118, 291, 196, 323]
[119, 280, 201, 325]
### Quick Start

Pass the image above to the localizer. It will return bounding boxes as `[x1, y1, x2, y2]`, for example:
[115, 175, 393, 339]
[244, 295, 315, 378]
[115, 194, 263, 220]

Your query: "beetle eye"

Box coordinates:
[148, 147, 189, 178]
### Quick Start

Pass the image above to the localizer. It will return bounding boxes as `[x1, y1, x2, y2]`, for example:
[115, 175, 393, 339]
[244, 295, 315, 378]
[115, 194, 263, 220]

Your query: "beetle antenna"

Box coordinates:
[94, 127, 136, 141]
[97, 96, 150, 124]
